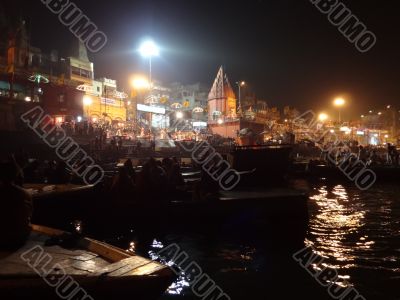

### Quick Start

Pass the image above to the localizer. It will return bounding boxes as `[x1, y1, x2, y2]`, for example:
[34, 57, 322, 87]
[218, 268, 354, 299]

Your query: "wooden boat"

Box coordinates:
[0, 225, 175, 299]
[227, 145, 293, 186]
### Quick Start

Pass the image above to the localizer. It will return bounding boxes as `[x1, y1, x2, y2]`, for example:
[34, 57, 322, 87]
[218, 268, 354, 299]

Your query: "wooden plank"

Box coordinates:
[57, 257, 109, 274]
[107, 257, 151, 277]
[125, 262, 166, 276]
[94, 256, 149, 276]
[79, 238, 131, 262]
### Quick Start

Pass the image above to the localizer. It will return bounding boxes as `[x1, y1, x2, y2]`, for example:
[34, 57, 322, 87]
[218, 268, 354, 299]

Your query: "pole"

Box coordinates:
[238, 85, 241, 116]
[149, 56, 152, 86]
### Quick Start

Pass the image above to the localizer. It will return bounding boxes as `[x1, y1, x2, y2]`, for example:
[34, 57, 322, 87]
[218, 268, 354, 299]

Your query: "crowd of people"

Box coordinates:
[108, 157, 187, 205]
[318, 142, 400, 166]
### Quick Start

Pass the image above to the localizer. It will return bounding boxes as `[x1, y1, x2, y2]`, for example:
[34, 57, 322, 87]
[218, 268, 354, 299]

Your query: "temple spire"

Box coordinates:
[208, 66, 237, 120]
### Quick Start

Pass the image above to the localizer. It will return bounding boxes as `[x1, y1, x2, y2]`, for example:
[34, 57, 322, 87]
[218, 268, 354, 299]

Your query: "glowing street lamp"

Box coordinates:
[83, 96, 92, 119]
[236, 81, 246, 116]
[83, 95, 92, 106]
[176, 111, 184, 119]
[217, 118, 224, 125]
[138, 40, 159, 85]
[333, 97, 345, 123]
[131, 77, 150, 90]
[318, 113, 328, 122]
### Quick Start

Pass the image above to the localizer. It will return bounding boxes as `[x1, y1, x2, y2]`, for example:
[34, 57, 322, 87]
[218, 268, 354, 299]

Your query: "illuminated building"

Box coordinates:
[207, 66, 263, 140]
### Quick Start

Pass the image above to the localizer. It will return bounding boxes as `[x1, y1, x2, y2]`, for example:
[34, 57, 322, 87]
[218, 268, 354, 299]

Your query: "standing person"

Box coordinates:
[0, 162, 33, 249]
[117, 137, 123, 151]
[136, 140, 142, 155]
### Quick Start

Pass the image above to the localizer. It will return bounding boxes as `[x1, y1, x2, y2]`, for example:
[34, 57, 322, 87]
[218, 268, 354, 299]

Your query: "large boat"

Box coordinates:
[0, 225, 175, 299]
[226, 144, 293, 186]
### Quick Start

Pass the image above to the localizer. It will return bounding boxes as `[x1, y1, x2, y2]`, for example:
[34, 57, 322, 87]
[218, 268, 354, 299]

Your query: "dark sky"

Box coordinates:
[2, 0, 399, 119]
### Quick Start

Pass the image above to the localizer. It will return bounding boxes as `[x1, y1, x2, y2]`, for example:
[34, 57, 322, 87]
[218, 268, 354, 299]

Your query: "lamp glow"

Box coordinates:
[139, 40, 160, 58]
[131, 77, 150, 90]
[333, 98, 345, 107]
[83, 96, 92, 106]
[176, 111, 183, 119]
[318, 113, 328, 122]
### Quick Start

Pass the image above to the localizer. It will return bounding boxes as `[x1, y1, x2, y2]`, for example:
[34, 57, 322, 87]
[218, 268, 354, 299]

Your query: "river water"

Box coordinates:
[97, 180, 400, 300]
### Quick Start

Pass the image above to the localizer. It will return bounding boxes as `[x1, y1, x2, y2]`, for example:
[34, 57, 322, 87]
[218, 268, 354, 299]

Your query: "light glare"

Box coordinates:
[139, 40, 160, 58]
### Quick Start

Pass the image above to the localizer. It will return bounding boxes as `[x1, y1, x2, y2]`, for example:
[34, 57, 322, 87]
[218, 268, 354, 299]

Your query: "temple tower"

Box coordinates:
[207, 66, 237, 121]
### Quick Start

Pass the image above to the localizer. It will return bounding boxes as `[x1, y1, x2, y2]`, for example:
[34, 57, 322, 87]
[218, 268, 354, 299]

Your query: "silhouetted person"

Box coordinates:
[0, 162, 33, 250]
[52, 161, 71, 184]
[124, 159, 136, 184]
[110, 167, 136, 202]
[137, 158, 167, 205]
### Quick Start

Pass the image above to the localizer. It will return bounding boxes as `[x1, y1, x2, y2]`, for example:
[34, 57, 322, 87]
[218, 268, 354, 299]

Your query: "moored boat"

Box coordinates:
[0, 225, 175, 299]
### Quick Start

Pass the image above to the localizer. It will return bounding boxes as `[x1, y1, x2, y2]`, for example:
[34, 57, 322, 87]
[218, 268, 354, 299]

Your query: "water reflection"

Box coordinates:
[307, 185, 367, 267]
[305, 182, 400, 298]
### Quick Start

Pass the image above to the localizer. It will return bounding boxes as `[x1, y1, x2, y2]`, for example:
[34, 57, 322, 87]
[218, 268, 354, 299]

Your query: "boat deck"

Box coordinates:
[0, 227, 166, 278]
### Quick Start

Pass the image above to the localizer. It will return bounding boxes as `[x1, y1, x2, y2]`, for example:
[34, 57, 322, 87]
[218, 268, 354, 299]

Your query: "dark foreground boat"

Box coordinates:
[30, 185, 309, 248]
[0, 225, 175, 300]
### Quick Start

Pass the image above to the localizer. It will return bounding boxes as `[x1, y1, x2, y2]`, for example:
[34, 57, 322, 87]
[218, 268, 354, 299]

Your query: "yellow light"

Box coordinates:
[318, 113, 328, 121]
[378, 112, 382, 115]
[241, 81, 245, 86]
[333, 98, 345, 107]
[384, 134, 389, 138]
[131, 77, 150, 90]
[361, 115, 365, 118]
[83, 95, 92, 106]
[217, 118, 224, 125]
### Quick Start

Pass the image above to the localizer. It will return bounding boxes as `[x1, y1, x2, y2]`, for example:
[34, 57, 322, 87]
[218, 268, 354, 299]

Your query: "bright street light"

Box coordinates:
[139, 40, 160, 58]
[333, 97, 345, 122]
[138, 40, 159, 84]
[131, 77, 150, 90]
[83, 95, 92, 106]
[176, 111, 183, 119]
[318, 113, 328, 122]
[217, 118, 224, 125]
[333, 97, 345, 107]
[236, 81, 246, 116]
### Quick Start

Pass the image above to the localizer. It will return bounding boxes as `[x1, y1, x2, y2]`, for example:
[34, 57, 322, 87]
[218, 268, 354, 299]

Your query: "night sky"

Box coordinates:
[2, 0, 399, 119]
